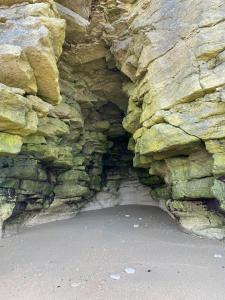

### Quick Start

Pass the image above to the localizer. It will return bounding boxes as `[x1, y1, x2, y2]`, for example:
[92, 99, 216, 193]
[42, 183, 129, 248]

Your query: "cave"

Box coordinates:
[1, 0, 225, 242]
[1, 0, 225, 298]
[2, 65, 162, 236]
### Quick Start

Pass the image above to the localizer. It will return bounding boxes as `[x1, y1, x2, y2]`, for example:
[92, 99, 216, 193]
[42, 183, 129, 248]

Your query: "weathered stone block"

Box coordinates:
[57, 169, 89, 183]
[136, 124, 200, 156]
[37, 117, 70, 137]
[54, 184, 88, 198]
[172, 178, 214, 200]
[165, 151, 213, 184]
[20, 180, 52, 195]
[0, 44, 37, 93]
[0, 133, 22, 155]
[212, 179, 225, 211]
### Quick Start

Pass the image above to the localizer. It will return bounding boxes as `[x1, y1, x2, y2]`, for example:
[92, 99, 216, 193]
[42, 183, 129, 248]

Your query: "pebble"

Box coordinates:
[133, 224, 139, 228]
[214, 253, 222, 258]
[138, 218, 143, 220]
[71, 282, 82, 288]
[110, 273, 121, 280]
[125, 267, 136, 274]
[125, 214, 130, 218]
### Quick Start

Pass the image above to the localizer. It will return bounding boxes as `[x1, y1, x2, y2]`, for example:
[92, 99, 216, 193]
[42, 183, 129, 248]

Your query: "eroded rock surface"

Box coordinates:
[1, 0, 225, 239]
[102, 0, 225, 239]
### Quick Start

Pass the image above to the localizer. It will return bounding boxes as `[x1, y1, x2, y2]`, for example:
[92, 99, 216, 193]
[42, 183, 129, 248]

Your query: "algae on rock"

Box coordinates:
[1, 0, 225, 240]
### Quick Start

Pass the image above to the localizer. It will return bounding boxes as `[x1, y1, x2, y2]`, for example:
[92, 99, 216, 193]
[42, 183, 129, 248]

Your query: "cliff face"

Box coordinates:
[1, 0, 225, 239]
[106, 0, 225, 238]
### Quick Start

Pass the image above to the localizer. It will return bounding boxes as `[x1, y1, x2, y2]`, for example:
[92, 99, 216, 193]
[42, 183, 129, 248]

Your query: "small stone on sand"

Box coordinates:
[71, 282, 82, 288]
[125, 268, 135, 274]
[133, 224, 139, 228]
[214, 253, 222, 258]
[110, 273, 121, 280]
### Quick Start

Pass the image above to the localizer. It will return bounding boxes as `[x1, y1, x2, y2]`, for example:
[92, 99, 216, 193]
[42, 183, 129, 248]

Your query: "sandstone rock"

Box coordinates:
[136, 124, 200, 157]
[151, 186, 172, 201]
[172, 177, 214, 200]
[0, 44, 37, 93]
[123, 104, 141, 134]
[165, 151, 213, 184]
[160, 97, 225, 140]
[64, 43, 106, 65]
[133, 153, 152, 168]
[206, 139, 225, 154]
[0, 0, 54, 6]
[22, 143, 59, 161]
[0, 4, 65, 104]
[20, 180, 52, 195]
[54, 184, 88, 198]
[55, 2, 89, 42]
[49, 102, 84, 129]
[26, 95, 53, 117]
[23, 135, 47, 145]
[212, 154, 225, 176]
[140, 42, 203, 123]
[0, 198, 14, 238]
[57, 169, 89, 183]
[168, 200, 225, 240]
[93, 121, 110, 132]
[51, 146, 73, 168]
[56, 0, 91, 19]
[0, 133, 22, 155]
[0, 156, 40, 179]
[1, 0, 225, 240]
[0, 84, 39, 136]
[212, 179, 225, 212]
[37, 117, 70, 137]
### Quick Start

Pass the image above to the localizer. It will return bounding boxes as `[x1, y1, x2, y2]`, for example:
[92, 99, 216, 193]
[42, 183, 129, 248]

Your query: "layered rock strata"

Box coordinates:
[1, 0, 225, 239]
[104, 0, 225, 238]
[0, 0, 133, 236]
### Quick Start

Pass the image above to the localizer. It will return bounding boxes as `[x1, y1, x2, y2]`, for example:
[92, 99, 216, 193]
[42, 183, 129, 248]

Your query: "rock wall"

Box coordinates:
[103, 0, 225, 238]
[0, 0, 135, 236]
[1, 0, 225, 239]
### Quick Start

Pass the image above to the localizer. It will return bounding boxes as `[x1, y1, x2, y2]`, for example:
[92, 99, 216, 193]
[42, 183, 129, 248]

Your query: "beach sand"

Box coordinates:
[0, 205, 225, 300]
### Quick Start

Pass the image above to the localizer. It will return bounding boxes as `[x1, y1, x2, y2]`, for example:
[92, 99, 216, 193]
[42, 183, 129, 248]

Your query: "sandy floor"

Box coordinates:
[1, 205, 225, 300]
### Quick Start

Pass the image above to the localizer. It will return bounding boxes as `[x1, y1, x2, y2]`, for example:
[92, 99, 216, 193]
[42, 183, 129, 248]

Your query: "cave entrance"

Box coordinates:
[83, 104, 163, 210]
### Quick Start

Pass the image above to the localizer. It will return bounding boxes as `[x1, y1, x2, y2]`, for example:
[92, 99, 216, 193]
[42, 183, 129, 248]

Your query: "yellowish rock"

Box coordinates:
[55, 2, 89, 43]
[205, 139, 225, 154]
[172, 177, 214, 200]
[37, 117, 69, 137]
[133, 153, 152, 168]
[0, 4, 65, 104]
[0, 44, 37, 93]
[212, 153, 225, 176]
[0, 84, 38, 136]
[136, 123, 200, 156]
[0, 133, 23, 155]
[165, 151, 213, 184]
